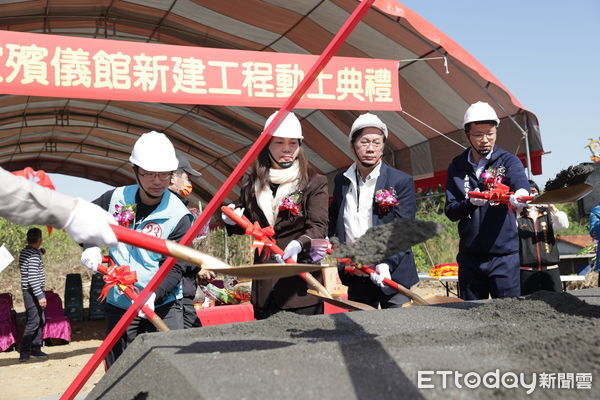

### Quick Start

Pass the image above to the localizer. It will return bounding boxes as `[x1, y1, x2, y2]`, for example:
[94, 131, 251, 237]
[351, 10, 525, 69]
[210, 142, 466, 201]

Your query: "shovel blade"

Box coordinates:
[529, 183, 593, 204]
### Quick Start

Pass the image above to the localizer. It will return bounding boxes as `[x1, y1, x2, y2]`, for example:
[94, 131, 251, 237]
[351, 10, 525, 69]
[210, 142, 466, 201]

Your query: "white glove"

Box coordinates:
[63, 199, 118, 247]
[370, 263, 391, 288]
[80, 246, 102, 272]
[468, 188, 487, 207]
[221, 203, 245, 225]
[274, 254, 284, 264]
[282, 240, 302, 262]
[510, 188, 530, 208]
[137, 292, 156, 319]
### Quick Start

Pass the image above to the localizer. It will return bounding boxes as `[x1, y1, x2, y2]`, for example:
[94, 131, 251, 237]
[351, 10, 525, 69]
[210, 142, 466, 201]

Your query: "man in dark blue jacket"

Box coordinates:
[445, 101, 530, 300]
[329, 113, 417, 308]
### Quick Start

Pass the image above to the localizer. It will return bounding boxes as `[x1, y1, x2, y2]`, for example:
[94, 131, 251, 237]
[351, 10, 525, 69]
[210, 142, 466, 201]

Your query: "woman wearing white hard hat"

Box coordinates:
[80, 131, 193, 368]
[222, 111, 328, 320]
[329, 112, 418, 309]
[445, 101, 530, 300]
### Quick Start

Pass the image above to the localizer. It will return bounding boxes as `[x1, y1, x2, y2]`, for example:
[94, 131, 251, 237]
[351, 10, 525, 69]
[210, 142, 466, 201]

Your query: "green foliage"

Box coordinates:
[413, 191, 459, 272]
[555, 203, 589, 236]
[195, 227, 253, 266]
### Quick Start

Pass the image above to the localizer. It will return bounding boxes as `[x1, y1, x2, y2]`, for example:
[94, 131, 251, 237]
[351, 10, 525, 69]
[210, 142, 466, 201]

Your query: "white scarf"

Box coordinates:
[255, 161, 300, 226]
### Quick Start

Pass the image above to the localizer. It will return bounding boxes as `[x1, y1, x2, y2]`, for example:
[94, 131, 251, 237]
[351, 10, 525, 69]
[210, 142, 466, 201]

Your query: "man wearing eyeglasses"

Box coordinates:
[80, 131, 192, 367]
[445, 101, 530, 300]
[329, 113, 418, 309]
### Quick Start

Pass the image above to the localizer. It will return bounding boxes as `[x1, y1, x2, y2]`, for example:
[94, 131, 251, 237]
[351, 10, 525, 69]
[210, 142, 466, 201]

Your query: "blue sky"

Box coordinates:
[50, 1, 600, 200]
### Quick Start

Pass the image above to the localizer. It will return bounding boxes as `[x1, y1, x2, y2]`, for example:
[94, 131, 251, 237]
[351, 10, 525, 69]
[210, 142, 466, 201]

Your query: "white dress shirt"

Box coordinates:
[342, 161, 383, 243]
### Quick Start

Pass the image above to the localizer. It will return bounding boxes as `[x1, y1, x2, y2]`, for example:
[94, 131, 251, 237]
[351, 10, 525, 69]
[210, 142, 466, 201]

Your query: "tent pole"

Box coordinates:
[59, 1, 376, 399]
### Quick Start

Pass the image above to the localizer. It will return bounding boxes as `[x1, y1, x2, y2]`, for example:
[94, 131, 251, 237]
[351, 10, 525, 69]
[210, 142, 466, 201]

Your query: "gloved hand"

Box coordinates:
[468, 189, 487, 207]
[282, 240, 302, 262]
[310, 238, 329, 263]
[370, 263, 391, 288]
[80, 246, 102, 272]
[509, 188, 530, 208]
[221, 203, 245, 225]
[137, 292, 156, 319]
[63, 199, 118, 247]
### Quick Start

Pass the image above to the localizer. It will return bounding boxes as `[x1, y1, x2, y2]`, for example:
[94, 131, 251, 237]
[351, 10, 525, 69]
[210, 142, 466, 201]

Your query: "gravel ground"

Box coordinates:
[87, 288, 600, 400]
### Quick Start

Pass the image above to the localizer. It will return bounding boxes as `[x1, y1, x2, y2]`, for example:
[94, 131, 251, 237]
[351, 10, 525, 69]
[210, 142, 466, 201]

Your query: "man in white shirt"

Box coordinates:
[329, 113, 418, 308]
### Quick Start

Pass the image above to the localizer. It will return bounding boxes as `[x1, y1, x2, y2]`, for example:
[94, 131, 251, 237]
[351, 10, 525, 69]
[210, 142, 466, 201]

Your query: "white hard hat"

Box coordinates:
[463, 101, 500, 128]
[265, 111, 303, 139]
[129, 131, 178, 172]
[349, 113, 388, 142]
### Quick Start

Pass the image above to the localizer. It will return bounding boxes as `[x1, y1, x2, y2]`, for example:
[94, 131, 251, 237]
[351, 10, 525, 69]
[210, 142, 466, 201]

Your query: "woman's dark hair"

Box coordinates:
[528, 179, 540, 193]
[241, 141, 312, 205]
[26, 227, 42, 244]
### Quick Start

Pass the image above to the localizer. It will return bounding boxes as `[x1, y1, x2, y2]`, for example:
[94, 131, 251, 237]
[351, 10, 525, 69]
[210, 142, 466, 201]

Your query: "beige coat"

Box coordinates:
[0, 167, 74, 228]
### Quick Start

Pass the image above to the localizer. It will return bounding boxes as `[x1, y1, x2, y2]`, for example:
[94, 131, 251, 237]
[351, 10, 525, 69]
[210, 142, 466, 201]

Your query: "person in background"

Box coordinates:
[589, 202, 600, 286]
[0, 167, 117, 248]
[329, 113, 417, 309]
[445, 101, 530, 300]
[222, 111, 328, 320]
[80, 131, 192, 367]
[168, 153, 214, 329]
[18, 228, 48, 362]
[517, 180, 569, 295]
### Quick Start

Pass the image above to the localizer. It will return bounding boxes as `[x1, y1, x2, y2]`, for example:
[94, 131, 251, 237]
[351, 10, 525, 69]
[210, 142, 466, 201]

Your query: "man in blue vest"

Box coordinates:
[329, 113, 418, 308]
[445, 101, 530, 300]
[80, 131, 192, 367]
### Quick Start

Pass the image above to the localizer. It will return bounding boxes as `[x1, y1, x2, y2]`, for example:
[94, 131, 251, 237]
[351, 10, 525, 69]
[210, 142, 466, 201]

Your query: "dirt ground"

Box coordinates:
[0, 280, 502, 400]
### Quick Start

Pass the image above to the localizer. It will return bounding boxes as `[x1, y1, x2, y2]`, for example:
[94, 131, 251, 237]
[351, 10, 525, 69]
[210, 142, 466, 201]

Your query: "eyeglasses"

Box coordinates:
[356, 139, 384, 149]
[137, 170, 173, 180]
[467, 132, 496, 140]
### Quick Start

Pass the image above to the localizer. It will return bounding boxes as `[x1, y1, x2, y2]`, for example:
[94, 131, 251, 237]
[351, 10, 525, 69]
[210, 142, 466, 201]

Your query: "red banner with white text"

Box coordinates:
[0, 30, 400, 110]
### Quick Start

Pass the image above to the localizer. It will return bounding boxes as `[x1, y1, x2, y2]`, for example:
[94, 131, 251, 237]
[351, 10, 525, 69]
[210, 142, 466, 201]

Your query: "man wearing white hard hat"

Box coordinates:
[80, 131, 193, 367]
[222, 111, 328, 320]
[445, 101, 530, 300]
[329, 112, 418, 309]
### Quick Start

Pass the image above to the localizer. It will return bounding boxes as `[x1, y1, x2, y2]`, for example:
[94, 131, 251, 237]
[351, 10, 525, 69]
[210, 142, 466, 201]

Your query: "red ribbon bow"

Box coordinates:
[245, 221, 275, 256]
[99, 265, 138, 302]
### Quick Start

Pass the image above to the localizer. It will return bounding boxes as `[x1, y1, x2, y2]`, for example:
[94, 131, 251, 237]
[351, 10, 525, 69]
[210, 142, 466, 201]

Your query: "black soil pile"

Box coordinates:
[331, 218, 443, 264]
[89, 289, 600, 400]
[544, 163, 595, 192]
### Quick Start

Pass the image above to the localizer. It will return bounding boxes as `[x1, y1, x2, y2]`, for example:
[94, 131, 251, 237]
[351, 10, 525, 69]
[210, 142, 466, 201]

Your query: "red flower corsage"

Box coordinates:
[279, 193, 302, 216]
[374, 188, 399, 214]
[113, 204, 136, 227]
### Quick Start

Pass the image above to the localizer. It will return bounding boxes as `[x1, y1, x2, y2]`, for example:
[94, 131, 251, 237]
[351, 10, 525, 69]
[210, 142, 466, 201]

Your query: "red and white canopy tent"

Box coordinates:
[0, 0, 543, 207]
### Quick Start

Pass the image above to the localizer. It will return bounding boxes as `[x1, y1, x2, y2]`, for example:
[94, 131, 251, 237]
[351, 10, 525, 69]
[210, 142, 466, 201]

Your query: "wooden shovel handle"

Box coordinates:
[354, 265, 430, 306]
[97, 263, 170, 332]
[111, 225, 231, 271]
[221, 206, 332, 299]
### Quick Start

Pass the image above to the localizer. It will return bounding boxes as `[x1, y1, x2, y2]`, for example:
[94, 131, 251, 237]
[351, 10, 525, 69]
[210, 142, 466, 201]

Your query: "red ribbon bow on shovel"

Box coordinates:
[99, 265, 138, 302]
[245, 221, 275, 257]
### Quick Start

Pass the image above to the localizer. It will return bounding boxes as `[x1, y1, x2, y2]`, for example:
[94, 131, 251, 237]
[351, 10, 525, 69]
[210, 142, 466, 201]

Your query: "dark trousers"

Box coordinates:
[520, 268, 562, 295]
[254, 298, 324, 320]
[21, 289, 45, 354]
[457, 252, 521, 300]
[104, 299, 183, 368]
[182, 297, 201, 329]
[347, 276, 410, 309]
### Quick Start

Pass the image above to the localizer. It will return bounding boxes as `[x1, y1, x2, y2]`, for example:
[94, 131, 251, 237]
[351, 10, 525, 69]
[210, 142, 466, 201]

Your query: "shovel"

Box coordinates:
[221, 206, 373, 311]
[346, 263, 463, 306]
[110, 225, 323, 279]
[528, 183, 593, 204]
